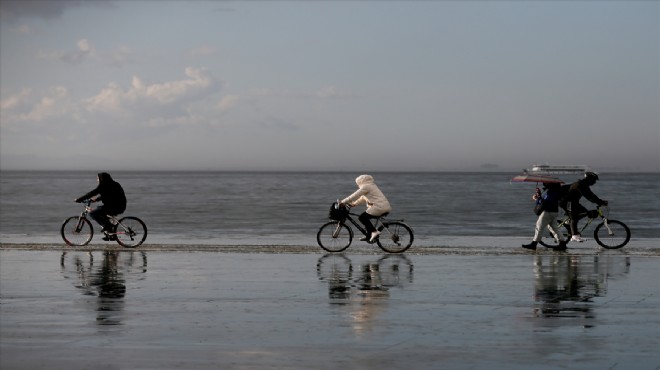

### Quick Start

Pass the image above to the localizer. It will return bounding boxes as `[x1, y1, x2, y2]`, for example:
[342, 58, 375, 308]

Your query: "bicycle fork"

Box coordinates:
[332, 223, 343, 238]
[602, 218, 615, 236]
[74, 217, 86, 233]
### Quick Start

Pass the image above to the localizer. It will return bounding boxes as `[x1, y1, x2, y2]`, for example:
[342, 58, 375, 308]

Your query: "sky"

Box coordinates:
[1, 0, 658, 172]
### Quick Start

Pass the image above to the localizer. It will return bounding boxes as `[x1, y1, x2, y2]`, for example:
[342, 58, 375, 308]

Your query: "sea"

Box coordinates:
[0, 171, 658, 246]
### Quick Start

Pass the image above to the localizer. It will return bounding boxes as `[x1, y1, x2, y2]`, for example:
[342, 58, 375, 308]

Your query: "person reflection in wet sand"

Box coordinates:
[317, 255, 413, 337]
[93, 252, 126, 325]
[532, 255, 630, 323]
[61, 251, 147, 326]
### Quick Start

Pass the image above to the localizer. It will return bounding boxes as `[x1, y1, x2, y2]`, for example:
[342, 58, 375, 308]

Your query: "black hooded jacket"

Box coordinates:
[559, 178, 605, 209]
[76, 173, 127, 214]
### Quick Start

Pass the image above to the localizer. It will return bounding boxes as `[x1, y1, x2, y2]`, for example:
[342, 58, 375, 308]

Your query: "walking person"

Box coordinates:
[75, 172, 127, 241]
[340, 174, 392, 243]
[523, 182, 568, 251]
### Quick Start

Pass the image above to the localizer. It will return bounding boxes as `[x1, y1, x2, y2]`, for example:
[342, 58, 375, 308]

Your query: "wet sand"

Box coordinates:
[1, 245, 659, 369]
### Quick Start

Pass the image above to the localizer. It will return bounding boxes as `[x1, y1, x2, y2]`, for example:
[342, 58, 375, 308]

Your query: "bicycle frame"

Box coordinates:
[339, 211, 388, 238]
[77, 200, 121, 234]
[557, 206, 607, 235]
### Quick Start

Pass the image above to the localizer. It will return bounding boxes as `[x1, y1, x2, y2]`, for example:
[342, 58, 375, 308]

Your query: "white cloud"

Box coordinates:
[0, 88, 32, 111]
[21, 86, 72, 122]
[37, 38, 134, 67]
[2, 67, 223, 130]
[84, 67, 222, 124]
[103, 45, 133, 68]
[0, 87, 75, 123]
[38, 38, 94, 64]
[217, 95, 240, 111]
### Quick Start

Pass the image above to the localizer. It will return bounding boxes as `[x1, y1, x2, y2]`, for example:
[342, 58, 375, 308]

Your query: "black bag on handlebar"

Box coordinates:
[328, 203, 349, 221]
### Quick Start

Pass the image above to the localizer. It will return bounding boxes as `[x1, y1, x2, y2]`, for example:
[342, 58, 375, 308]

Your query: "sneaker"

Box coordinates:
[369, 231, 381, 243]
[359, 236, 369, 242]
[522, 242, 537, 250]
[571, 235, 586, 242]
[553, 242, 568, 251]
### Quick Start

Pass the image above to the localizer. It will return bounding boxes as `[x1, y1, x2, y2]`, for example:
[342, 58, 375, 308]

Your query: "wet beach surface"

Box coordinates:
[1, 246, 659, 369]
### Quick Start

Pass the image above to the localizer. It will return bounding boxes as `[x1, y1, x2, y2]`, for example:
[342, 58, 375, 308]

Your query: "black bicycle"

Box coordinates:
[61, 200, 148, 248]
[317, 202, 414, 253]
[538, 206, 630, 249]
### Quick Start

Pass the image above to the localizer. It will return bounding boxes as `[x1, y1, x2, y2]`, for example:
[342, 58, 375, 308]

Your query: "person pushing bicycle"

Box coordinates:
[559, 172, 608, 243]
[74, 172, 127, 241]
[339, 174, 392, 243]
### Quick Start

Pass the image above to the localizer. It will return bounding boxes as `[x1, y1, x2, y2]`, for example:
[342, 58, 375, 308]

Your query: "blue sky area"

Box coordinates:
[1, 1, 658, 172]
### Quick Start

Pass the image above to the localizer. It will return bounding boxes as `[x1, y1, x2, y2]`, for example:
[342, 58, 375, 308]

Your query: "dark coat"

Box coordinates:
[535, 184, 562, 214]
[560, 178, 605, 210]
[76, 173, 127, 215]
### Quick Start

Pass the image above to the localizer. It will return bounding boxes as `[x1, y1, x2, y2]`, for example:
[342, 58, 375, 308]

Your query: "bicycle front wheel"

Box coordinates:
[594, 220, 630, 249]
[376, 221, 414, 253]
[115, 216, 148, 248]
[317, 221, 353, 252]
[61, 216, 94, 246]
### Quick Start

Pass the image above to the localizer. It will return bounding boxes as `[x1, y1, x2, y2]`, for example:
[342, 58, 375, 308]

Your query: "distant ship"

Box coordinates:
[524, 164, 591, 175]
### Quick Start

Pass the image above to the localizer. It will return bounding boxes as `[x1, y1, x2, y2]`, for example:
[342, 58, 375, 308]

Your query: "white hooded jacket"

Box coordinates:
[341, 175, 392, 216]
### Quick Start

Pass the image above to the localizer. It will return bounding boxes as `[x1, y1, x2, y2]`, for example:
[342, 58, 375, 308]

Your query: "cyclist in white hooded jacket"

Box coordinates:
[340, 174, 392, 242]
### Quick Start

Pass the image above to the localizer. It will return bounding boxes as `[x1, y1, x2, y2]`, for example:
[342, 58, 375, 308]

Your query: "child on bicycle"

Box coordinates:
[74, 172, 127, 240]
[340, 174, 392, 243]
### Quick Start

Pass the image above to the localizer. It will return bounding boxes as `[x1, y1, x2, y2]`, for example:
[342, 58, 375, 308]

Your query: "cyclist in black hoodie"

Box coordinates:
[560, 172, 607, 242]
[75, 173, 127, 240]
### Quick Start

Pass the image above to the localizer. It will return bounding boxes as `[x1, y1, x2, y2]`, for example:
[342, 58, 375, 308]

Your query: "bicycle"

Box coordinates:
[317, 202, 414, 253]
[538, 206, 630, 249]
[61, 200, 148, 248]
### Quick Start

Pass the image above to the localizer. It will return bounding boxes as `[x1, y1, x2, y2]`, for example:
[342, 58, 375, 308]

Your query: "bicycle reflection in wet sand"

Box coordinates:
[533, 255, 630, 325]
[317, 254, 414, 337]
[60, 251, 147, 326]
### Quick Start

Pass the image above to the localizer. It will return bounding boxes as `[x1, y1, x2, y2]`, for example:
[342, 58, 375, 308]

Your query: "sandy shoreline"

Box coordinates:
[2, 242, 659, 256]
[2, 249, 659, 369]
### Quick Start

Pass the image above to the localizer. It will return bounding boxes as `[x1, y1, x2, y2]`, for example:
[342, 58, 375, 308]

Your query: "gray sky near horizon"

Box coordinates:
[1, 1, 658, 173]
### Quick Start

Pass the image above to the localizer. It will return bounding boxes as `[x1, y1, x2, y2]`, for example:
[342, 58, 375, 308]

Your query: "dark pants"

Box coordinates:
[359, 212, 378, 234]
[568, 202, 587, 236]
[89, 206, 115, 232]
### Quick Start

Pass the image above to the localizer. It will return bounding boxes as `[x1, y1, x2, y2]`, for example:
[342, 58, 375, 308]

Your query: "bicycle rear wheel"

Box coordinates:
[376, 221, 414, 253]
[114, 216, 148, 248]
[594, 219, 630, 249]
[317, 221, 353, 252]
[61, 216, 94, 246]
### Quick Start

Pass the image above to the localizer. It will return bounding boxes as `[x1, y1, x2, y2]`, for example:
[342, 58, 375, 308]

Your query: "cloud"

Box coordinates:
[2, 67, 223, 131]
[84, 67, 223, 124]
[217, 95, 240, 111]
[102, 45, 134, 68]
[38, 38, 95, 64]
[0, 88, 32, 111]
[0, 87, 75, 123]
[0, 0, 115, 23]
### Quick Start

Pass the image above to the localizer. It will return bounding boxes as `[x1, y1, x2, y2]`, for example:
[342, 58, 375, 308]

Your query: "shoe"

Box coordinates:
[571, 235, 586, 242]
[522, 241, 537, 250]
[552, 240, 568, 251]
[102, 232, 117, 241]
[359, 236, 369, 242]
[369, 231, 381, 243]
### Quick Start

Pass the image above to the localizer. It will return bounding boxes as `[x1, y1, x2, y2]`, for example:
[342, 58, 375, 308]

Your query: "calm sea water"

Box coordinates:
[0, 171, 658, 244]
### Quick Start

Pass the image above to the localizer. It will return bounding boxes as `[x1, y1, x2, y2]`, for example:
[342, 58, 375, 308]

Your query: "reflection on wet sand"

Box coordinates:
[60, 251, 147, 326]
[533, 255, 631, 324]
[317, 254, 414, 337]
